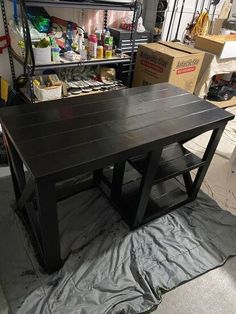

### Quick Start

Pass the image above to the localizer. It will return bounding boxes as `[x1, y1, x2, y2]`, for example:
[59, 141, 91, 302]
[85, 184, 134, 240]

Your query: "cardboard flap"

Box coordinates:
[140, 43, 192, 58]
[159, 41, 203, 55]
[196, 34, 236, 43]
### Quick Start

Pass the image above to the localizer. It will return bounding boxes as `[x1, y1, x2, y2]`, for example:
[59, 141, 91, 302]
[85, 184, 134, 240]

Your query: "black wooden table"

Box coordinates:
[0, 83, 234, 273]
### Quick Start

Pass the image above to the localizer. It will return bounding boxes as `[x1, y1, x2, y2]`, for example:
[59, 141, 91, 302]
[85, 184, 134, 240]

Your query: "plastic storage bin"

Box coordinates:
[33, 84, 62, 101]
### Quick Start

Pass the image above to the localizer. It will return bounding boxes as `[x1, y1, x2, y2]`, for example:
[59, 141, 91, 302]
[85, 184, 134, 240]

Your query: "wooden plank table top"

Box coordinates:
[0, 83, 234, 273]
[0, 83, 233, 182]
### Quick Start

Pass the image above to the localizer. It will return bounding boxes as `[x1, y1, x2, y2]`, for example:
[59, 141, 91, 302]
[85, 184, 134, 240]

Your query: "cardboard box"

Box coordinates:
[195, 35, 236, 59]
[212, 19, 226, 35]
[133, 42, 205, 93]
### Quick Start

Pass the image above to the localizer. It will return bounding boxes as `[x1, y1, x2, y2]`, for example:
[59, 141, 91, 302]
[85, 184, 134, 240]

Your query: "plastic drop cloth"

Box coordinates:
[0, 171, 236, 314]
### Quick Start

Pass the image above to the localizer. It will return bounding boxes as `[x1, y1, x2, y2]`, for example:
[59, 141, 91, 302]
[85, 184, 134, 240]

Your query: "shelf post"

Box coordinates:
[127, 0, 142, 87]
[1, 0, 16, 85]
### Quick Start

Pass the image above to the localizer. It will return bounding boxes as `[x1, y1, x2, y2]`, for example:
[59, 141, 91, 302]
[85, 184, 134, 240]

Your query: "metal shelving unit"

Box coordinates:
[9, 47, 131, 70]
[24, 0, 136, 11]
[2, 0, 141, 103]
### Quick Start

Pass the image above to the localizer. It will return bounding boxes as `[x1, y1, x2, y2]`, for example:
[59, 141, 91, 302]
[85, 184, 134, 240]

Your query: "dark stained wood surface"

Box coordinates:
[0, 83, 234, 181]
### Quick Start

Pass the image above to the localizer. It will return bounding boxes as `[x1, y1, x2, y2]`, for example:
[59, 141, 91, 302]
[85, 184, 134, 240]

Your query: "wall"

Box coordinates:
[0, 1, 13, 82]
[162, 0, 225, 41]
[0, 0, 228, 84]
[143, 0, 159, 32]
[229, 0, 236, 18]
[0, 1, 22, 84]
[0, 3, 130, 84]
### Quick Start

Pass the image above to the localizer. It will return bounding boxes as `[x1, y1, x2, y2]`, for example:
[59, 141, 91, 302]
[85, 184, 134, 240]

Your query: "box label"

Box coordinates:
[141, 59, 164, 73]
[176, 59, 200, 68]
[176, 66, 196, 75]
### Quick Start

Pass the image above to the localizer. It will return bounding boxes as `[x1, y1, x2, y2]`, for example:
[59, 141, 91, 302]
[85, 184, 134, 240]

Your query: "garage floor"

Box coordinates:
[0, 107, 235, 314]
[155, 106, 236, 314]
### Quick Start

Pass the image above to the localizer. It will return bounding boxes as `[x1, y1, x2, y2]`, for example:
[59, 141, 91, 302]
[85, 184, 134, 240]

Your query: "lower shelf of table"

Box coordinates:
[128, 143, 204, 184]
[117, 177, 190, 228]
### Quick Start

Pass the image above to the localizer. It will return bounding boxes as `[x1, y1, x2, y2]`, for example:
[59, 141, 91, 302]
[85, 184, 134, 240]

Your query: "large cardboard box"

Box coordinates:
[195, 35, 236, 59]
[211, 19, 226, 35]
[133, 42, 205, 93]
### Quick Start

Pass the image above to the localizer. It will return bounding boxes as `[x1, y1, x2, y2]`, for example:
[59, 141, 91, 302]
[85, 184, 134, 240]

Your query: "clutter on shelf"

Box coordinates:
[31, 66, 125, 102]
[8, 5, 142, 66]
[33, 74, 62, 101]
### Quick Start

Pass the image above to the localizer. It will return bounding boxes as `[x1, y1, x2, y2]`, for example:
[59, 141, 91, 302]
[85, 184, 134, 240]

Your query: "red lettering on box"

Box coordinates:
[141, 59, 164, 73]
[176, 66, 196, 75]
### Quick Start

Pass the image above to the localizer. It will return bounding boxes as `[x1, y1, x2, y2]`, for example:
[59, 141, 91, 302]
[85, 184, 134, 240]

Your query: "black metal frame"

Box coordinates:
[1, 0, 139, 103]
[95, 126, 226, 228]
[0, 0, 16, 84]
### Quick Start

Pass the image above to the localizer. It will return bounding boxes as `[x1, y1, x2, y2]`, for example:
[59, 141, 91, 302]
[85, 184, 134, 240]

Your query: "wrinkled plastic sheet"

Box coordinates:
[0, 173, 236, 314]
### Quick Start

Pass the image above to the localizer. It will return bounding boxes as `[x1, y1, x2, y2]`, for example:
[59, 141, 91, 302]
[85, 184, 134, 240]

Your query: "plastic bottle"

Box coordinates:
[88, 34, 98, 58]
[78, 33, 83, 53]
[80, 45, 87, 60]
[101, 29, 106, 47]
[105, 29, 110, 38]
[83, 32, 89, 59]
[51, 38, 60, 62]
[97, 41, 104, 59]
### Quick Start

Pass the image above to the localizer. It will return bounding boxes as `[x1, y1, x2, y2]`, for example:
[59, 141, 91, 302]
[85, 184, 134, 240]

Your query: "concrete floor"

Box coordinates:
[0, 108, 236, 313]
[155, 256, 236, 314]
[0, 167, 10, 314]
[153, 107, 236, 314]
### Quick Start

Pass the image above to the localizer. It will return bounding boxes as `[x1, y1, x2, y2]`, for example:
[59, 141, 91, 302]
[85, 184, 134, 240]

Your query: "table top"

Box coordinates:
[0, 83, 234, 181]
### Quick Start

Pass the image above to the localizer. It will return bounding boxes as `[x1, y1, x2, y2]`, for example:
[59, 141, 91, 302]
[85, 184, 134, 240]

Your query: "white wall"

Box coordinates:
[229, 0, 236, 18]
[162, 0, 225, 41]
[0, 1, 21, 84]
[0, 0, 229, 85]
[143, 0, 159, 31]
[0, 1, 12, 82]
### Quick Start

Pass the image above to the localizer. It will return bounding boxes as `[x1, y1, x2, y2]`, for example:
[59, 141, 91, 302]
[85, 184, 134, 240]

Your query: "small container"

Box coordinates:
[104, 44, 113, 58]
[78, 33, 83, 53]
[97, 44, 104, 59]
[64, 51, 76, 61]
[101, 29, 106, 46]
[51, 46, 60, 62]
[104, 44, 113, 50]
[80, 46, 87, 60]
[95, 30, 102, 41]
[105, 50, 112, 58]
[105, 36, 113, 46]
[83, 33, 89, 48]
[88, 34, 98, 58]
[33, 46, 51, 65]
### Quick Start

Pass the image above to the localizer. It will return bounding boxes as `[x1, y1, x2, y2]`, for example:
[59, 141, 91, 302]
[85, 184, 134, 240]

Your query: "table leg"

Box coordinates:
[133, 148, 163, 227]
[111, 161, 126, 200]
[183, 172, 193, 196]
[3, 130, 26, 201]
[35, 179, 62, 273]
[190, 126, 225, 200]
[93, 169, 103, 182]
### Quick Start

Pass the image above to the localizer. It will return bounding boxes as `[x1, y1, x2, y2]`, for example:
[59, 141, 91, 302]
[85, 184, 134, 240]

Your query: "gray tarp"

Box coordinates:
[0, 172, 236, 314]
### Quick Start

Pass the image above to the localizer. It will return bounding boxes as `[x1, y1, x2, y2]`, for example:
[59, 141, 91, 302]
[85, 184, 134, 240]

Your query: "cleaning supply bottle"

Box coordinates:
[51, 38, 60, 62]
[78, 33, 83, 53]
[104, 29, 111, 44]
[83, 32, 89, 58]
[88, 34, 98, 58]
[97, 41, 103, 59]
